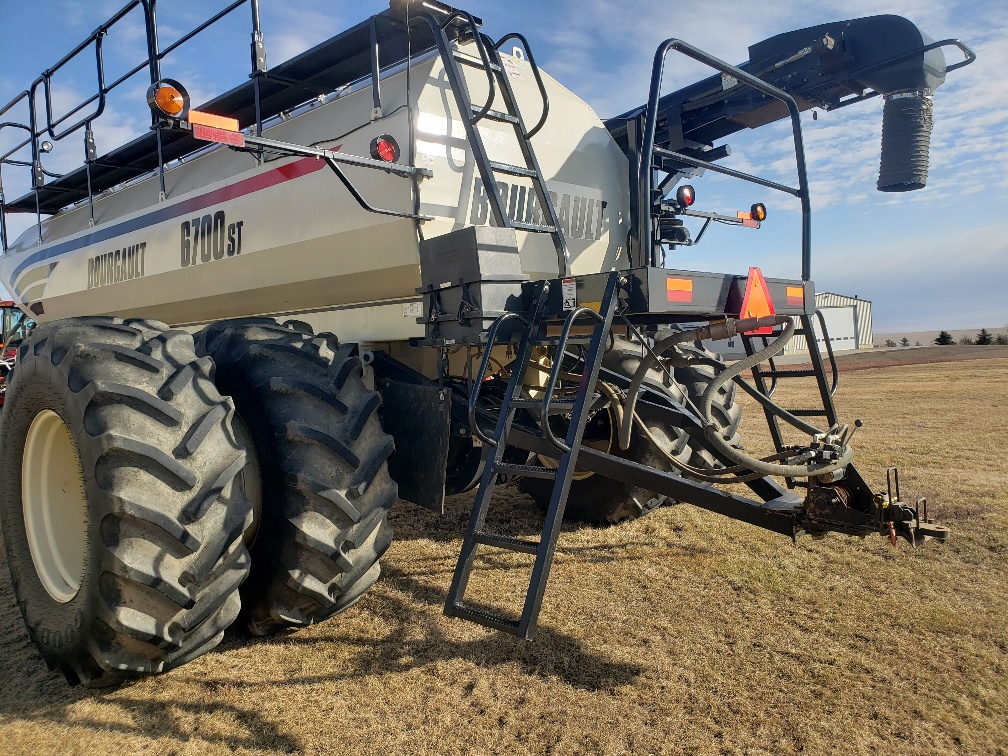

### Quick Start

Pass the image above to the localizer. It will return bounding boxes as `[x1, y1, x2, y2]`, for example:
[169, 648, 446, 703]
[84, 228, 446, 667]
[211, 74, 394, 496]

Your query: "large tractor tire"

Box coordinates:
[672, 339, 743, 469]
[519, 337, 695, 524]
[0, 318, 251, 688]
[195, 319, 396, 636]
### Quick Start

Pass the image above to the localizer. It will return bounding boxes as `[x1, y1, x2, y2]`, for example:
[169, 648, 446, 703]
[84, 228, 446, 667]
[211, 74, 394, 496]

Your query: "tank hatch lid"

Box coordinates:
[7, 11, 436, 216]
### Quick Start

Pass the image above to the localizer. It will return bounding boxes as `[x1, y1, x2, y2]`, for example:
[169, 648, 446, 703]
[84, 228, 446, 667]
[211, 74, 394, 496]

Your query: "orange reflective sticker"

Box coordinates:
[666, 277, 693, 302]
[188, 110, 240, 131]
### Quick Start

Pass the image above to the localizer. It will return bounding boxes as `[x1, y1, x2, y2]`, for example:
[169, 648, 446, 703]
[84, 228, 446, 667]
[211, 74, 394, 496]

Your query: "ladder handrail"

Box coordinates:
[493, 33, 550, 138]
[636, 37, 812, 279]
[812, 309, 840, 398]
[434, 11, 498, 124]
[467, 310, 530, 446]
[540, 306, 605, 453]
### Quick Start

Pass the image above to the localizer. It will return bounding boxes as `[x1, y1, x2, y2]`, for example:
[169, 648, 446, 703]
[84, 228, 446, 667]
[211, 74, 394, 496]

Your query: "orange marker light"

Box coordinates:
[155, 86, 185, 115]
[147, 79, 190, 119]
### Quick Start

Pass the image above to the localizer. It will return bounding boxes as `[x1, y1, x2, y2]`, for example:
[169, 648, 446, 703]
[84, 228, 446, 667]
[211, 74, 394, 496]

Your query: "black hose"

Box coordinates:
[697, 319, 853, 477]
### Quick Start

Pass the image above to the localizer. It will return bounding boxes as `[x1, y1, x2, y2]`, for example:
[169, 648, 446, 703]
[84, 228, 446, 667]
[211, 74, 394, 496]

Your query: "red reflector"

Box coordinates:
[676, 185, 695, 207]
[786, 286, 804, 307]
[742, 219, 759, 228]
[370, 134, 400, 163]
[377, 140, 395, 162]
[193, 123, 245, 147]
[739, 267, 776, 334]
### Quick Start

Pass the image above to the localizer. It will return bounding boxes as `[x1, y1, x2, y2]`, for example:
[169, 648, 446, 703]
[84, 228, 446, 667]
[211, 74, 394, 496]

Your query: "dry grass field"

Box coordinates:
[1, 358, 1006, 755]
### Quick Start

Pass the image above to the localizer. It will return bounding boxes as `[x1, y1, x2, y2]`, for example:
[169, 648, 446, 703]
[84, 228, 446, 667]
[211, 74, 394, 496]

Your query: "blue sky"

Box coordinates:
[1, 0, 1005, 332]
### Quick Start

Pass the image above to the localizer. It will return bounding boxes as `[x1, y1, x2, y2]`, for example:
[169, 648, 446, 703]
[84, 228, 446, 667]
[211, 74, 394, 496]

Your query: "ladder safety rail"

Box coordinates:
[636, 38, 812, 280]
[0, 0, 266, 250]
[436, 10, 498, 123]
[493, 33, 550, 139]
[813, 309, 841, 398]
[539, 306, 606, 453]
[410, 6, 570, 277]
[467, 309, 535, 447]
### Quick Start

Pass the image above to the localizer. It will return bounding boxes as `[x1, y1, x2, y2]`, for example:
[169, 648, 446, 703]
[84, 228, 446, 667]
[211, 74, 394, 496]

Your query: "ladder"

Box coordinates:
[426, 12, 571, 277]
[444, 272, 621, 638]
[742, 311, 841, 485]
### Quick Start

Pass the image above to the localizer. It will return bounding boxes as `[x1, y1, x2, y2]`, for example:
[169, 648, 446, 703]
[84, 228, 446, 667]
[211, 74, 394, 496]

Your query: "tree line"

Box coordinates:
[879, 329, 1008, 347]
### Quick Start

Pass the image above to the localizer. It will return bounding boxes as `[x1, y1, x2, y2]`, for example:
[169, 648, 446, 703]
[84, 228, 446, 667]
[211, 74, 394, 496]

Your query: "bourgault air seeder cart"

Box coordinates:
[0, 0, 974, 687]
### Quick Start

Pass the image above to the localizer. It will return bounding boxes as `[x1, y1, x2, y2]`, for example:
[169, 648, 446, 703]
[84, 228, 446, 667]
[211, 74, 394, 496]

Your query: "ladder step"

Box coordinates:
[489, 161, 538, 178]
[757, 368, 819, 379]
[510, 397, 575, 409]
[477, 107, 520, 125]
[473, 531, 541, 554]
[446, 604, 521, 634]
[452, 50, 501, 72]
[784, 408, 829, 417]
[511, 220, 558, 234]
[526, 335, 592, 345]
[492, 462, 557, 479]
[510, 396, 597, 412]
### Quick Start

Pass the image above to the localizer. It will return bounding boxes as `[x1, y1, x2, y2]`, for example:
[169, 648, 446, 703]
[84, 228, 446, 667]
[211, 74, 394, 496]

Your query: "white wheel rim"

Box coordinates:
[22, 410, 88, 603]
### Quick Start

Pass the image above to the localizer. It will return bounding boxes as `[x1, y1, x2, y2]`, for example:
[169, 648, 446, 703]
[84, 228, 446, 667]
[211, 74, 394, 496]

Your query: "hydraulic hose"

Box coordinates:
[697, 318, 854, 477]
[618, 314, 789, 451]
[691, 355, 823, 437]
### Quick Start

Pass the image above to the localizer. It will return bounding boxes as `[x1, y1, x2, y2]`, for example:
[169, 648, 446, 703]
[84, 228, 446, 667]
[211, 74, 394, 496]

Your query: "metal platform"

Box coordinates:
[3, 5, 447, 216]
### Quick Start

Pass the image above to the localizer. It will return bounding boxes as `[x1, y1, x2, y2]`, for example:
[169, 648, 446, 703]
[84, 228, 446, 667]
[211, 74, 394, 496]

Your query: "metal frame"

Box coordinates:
[0, 0, 266, 250]
[629, 39, 812, 279]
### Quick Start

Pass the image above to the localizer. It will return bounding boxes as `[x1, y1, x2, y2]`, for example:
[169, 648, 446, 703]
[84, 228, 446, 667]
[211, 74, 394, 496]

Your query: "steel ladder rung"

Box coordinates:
[452, 50, 502, 72]
[492, 462, 557, 479]
[511, 220, 558, 234]
[476, 107, 520, 124]
[473, 531, 541, 554]
[489, 160, 539, 178]
[446, 604, 521, 634]
[757, 368, 819, 379]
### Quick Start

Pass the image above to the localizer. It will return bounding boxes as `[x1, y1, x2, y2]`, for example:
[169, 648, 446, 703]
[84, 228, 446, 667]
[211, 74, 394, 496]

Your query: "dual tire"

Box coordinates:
[0, 318, 250, 687]
[195, 319, 396, 636]
[0, 316, 396, 686]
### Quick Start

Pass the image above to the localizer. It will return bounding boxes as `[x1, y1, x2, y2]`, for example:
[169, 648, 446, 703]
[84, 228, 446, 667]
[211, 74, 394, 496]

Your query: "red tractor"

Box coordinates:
[0, 301, 34, 406]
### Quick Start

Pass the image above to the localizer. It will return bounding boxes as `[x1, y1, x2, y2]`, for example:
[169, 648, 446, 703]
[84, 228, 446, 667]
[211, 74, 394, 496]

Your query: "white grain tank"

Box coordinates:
[0, 11, 630, 345]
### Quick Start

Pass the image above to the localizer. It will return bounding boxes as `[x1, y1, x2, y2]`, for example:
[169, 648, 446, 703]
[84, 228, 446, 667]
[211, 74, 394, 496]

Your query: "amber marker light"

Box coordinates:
[751, 203, 767, 222]
[147, 79, 190, 119]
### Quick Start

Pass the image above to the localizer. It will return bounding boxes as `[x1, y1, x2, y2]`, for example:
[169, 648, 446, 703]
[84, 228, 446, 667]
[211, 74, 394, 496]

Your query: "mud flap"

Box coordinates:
[382, 381, 450, 513]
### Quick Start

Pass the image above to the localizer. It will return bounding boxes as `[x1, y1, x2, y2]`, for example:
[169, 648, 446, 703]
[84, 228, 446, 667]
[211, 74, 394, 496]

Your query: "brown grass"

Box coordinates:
[1, 359, 1006, 755]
